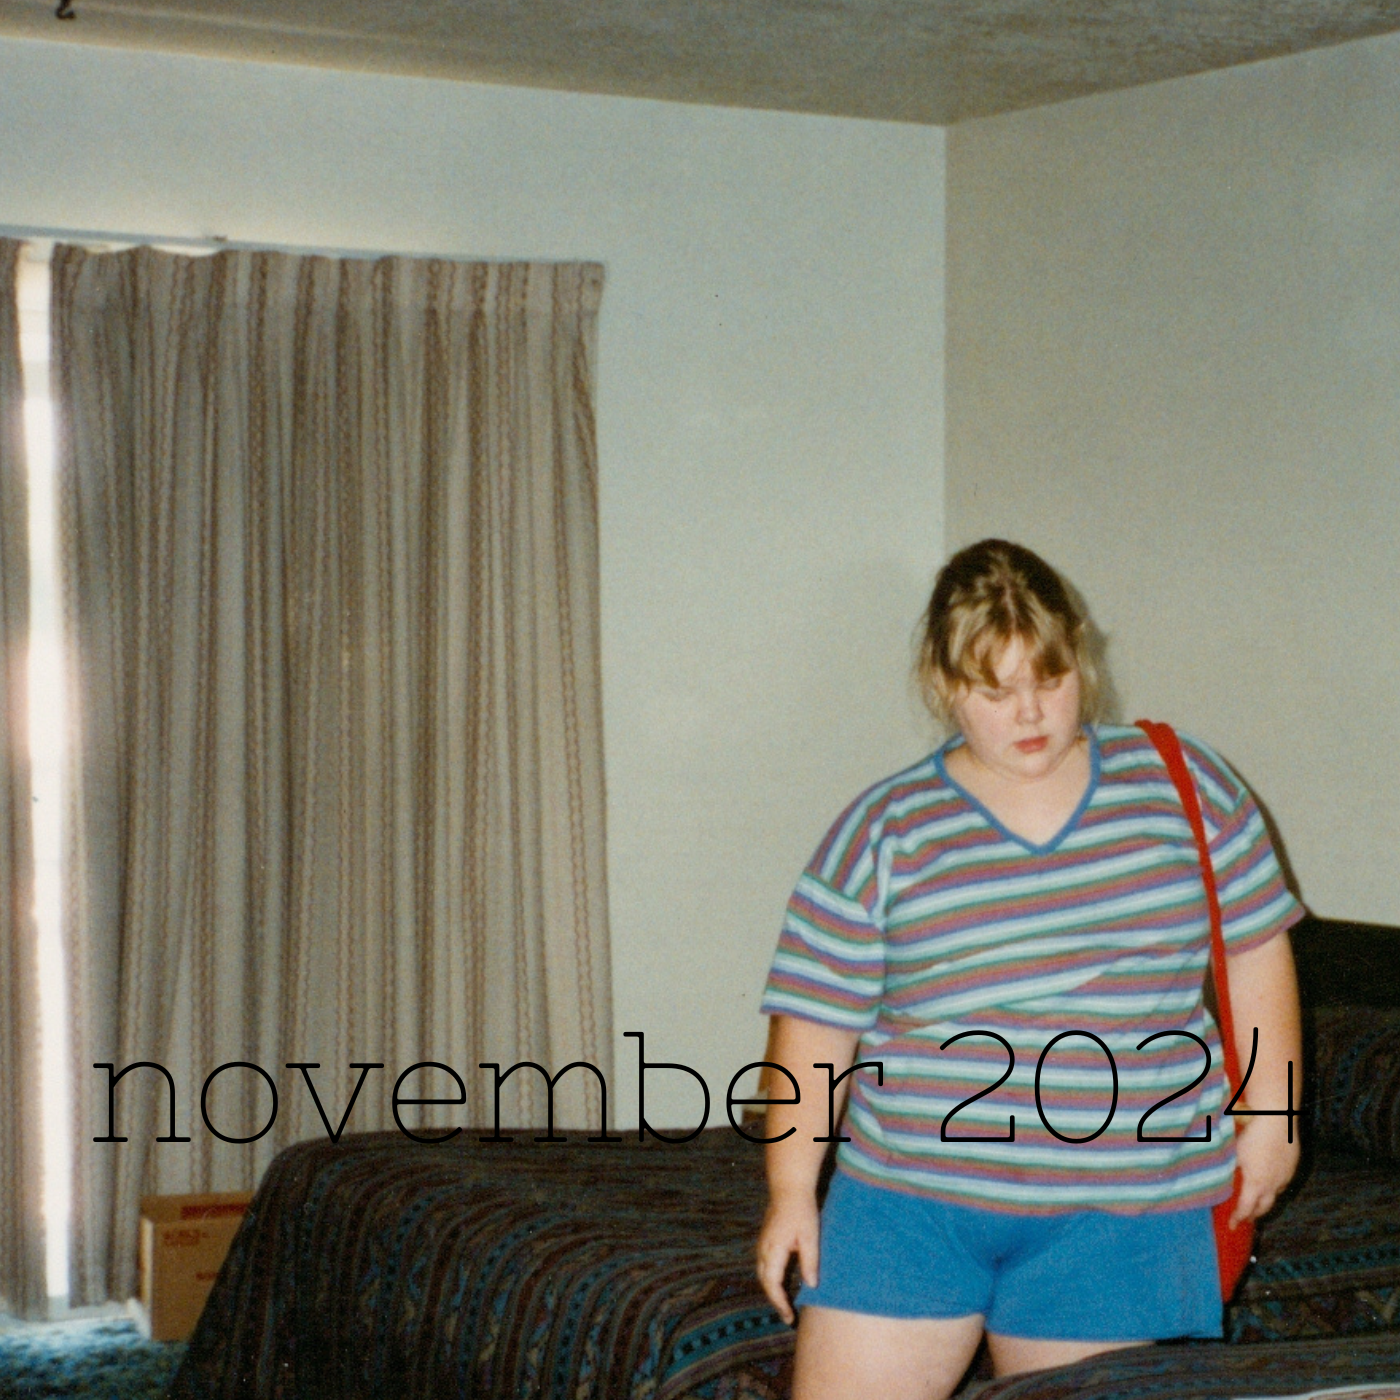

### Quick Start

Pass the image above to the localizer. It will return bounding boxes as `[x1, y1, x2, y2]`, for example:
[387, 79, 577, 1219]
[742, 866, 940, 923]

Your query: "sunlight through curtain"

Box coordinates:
[0, 238, 46, 1317]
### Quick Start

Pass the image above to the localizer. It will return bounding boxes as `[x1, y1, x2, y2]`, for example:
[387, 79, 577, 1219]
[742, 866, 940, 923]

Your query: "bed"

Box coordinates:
[167, 916, 1400, 1400]
[164, 1124, 795, 1400]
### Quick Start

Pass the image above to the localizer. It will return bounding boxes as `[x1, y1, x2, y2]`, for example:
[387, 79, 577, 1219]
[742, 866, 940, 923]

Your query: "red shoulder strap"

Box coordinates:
[1135, 719, 1241, 1090]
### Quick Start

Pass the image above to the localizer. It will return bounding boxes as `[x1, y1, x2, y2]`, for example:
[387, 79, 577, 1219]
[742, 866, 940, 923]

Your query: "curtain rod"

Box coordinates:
[0, 222, 574, 266]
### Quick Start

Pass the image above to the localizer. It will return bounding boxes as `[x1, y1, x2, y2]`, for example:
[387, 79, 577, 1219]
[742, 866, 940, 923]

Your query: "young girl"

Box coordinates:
[756, 539, 1302, 1400]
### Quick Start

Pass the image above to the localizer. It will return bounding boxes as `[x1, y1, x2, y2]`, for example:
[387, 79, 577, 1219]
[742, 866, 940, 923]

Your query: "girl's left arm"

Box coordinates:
[1224, 930, 1303, 1225]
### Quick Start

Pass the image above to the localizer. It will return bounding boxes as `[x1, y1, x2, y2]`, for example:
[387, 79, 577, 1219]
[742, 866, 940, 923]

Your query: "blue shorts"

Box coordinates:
[797, 1171, 1223, 1341]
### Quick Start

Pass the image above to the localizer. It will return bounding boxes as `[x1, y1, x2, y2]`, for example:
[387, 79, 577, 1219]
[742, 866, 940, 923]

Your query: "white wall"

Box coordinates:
[0, 36, 945, 1127]
[947, 35, 1400, 926]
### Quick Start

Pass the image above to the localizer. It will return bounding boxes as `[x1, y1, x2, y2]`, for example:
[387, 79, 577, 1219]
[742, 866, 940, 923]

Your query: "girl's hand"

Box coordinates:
[755, 1016, 860, 1324]
[1230, 1114, 1300, 1226]
[756, 1188, 820, 1324]
[1223, 933, 1303, 1228]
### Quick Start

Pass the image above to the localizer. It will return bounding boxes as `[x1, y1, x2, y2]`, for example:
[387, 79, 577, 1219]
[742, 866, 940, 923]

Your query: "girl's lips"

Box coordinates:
[1015, 736, 1048, 753]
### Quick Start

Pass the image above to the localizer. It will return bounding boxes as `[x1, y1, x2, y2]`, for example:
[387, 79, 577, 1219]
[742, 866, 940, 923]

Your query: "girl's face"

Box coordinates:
[949, 635, 1083, 784]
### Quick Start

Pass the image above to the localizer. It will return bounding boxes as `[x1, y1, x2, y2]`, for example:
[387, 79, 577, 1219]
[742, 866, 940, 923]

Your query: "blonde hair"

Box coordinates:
[917, 539, 1102, 727]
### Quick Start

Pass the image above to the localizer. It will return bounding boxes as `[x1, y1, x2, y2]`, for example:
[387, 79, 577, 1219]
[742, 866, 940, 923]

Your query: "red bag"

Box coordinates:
[1137, 720, 1254, 1300]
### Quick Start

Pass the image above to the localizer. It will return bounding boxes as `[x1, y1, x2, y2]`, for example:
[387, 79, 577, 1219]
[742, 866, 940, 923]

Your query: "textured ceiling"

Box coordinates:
[3, 0, 1400, 124]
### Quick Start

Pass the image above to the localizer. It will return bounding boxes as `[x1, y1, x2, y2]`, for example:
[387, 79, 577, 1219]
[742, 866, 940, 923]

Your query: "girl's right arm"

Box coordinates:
[755, 1015, 861, 1322]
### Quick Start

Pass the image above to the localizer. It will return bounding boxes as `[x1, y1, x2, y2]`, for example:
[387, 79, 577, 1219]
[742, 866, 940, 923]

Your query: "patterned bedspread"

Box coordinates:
[960, 1333, 1400, 1400]
[165, 1135, 1400, 1400]
[1231, 1154, 1400, 1344]
[165, 1128, 793, 1400]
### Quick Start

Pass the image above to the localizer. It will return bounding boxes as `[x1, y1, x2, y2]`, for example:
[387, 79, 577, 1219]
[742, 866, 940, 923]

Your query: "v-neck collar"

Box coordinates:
[934, 725, 1101, 855]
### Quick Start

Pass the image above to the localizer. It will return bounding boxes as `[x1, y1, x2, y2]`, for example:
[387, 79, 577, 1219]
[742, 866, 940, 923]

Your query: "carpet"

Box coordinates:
[0, 1318, 184, 1400]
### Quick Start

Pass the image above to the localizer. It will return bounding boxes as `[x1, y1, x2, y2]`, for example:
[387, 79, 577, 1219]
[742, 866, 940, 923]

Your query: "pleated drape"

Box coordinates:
[0, 241, 47, 1317]
[53, 247, 613, 1303]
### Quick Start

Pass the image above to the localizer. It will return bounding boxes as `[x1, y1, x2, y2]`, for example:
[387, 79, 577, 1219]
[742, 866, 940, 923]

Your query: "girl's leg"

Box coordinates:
[986, 1334, 1144, 1377]
[793, 1307, 984, 1400]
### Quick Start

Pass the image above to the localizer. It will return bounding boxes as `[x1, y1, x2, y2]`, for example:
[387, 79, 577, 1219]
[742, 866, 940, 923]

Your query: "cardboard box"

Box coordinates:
[138, 1191, 254, 1341]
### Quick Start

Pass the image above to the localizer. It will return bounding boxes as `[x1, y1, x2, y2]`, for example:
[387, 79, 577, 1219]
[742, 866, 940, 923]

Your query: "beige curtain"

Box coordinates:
[0, 240, 47, 1317]
[54, 246, 612, 1303]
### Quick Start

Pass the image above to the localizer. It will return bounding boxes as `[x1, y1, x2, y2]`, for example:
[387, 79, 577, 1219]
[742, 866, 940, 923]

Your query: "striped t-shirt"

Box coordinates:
[761, 724, 1303, 1213]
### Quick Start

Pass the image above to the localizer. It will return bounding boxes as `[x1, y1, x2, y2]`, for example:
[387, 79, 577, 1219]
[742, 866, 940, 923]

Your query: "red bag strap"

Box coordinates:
[1135, 719, 1241, 1092]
